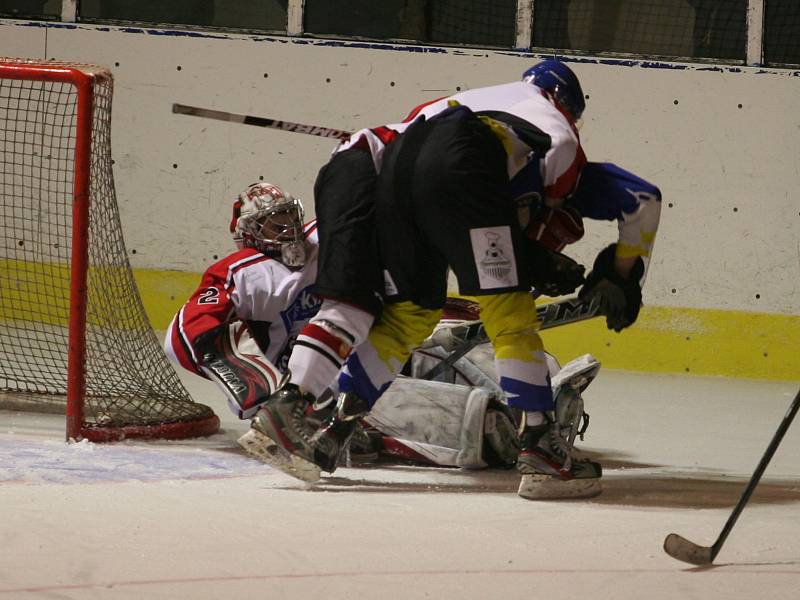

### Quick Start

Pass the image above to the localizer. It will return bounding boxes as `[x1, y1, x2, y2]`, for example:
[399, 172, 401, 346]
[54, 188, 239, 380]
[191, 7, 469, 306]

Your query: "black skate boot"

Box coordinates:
[516, 414, 602, 500]
[237, 383, 322, 483]
[341, 421, 382, 465]
[307, 391, 380, 466]
[310, 391, 371, 473]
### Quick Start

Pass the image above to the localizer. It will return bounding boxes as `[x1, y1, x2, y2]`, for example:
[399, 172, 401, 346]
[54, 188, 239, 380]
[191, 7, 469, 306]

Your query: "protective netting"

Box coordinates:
[303, 0, 517, 47]
[532, 0, 747, 62]
[302, 0, 797, 66]
[764, 0, 800, 66]
[426, 0, 517, 48]
[0, 59, 218, 440]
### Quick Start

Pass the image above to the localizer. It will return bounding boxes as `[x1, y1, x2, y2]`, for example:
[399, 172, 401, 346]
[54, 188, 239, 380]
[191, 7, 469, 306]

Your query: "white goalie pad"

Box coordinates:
[379, 334, 601, 468]
[408, 340, 561, 391]
[409, 344, 501, 393]
[366, 376, 502, 469]
[551, 353, 601, 392]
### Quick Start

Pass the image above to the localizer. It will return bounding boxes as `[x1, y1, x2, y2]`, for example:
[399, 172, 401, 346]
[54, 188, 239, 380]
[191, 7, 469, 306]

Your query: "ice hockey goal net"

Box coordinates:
[0, 58, 219, 441]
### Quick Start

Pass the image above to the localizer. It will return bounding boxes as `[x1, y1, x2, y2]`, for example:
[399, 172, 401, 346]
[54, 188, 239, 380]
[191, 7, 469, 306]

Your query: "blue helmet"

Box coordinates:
[522, 60, 585, 123]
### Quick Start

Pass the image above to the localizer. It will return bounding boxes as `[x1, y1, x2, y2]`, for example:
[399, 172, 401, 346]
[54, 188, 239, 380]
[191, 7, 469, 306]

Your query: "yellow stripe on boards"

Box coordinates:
[136, 269, 202, 330]
[540, 305, 800, 381]
[7, 261, 796, 382]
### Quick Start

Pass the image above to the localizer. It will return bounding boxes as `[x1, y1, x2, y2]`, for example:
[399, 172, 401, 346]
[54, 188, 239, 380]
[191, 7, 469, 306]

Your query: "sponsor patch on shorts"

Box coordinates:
[469, 226, 518, 289]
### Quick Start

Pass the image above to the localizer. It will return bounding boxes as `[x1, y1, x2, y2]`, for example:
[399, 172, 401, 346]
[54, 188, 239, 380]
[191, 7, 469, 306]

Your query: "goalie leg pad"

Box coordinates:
[552, 353, 600, 444]
[195, 323, 283, 420]
[482, 405, 521, 467]
[367, 376, 500, 468]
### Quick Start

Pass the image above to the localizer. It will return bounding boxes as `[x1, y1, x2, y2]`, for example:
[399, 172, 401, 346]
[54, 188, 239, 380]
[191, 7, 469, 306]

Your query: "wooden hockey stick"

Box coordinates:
[664, 387, 800, 566]
[172, 103, 353, 141]
[421, 296, 601, 381]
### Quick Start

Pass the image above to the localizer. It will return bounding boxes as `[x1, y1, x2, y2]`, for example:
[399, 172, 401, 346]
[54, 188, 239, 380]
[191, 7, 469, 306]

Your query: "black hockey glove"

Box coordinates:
[527, 242, 586, 297]
[579, 244, 645, 332]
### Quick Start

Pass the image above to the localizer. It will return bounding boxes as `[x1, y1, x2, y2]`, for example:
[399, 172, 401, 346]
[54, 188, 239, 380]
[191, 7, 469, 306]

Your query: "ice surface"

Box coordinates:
[1, 370, 798, 599]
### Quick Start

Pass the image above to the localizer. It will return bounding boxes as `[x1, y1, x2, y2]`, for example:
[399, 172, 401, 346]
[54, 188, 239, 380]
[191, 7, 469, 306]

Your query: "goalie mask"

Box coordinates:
[230, 182, 307, 267]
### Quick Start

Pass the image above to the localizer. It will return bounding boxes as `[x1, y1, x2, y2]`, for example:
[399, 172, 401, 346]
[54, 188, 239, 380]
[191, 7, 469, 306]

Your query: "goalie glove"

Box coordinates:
[579, 244, 645, 332]
[526, 241, 586, 297]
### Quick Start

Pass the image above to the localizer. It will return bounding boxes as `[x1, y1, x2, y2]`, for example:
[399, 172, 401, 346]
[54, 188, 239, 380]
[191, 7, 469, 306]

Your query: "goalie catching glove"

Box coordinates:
[579, 243, 644, 332]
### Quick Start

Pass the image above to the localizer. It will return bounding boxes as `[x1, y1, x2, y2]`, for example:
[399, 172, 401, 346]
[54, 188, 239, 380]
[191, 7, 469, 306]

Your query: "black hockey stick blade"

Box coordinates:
[172, 103, 352, 141]
[663, 533, 715, 566]
[664, 387, 800, 566]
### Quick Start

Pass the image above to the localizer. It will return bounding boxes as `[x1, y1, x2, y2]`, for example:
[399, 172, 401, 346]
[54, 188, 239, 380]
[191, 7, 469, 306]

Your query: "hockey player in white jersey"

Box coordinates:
[242, 59, 595, 496]
[244, 61, 659, 499]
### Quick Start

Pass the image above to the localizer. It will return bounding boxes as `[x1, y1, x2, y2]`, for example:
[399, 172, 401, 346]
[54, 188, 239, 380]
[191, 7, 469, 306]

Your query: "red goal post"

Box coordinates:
[0, 58, 219, 441]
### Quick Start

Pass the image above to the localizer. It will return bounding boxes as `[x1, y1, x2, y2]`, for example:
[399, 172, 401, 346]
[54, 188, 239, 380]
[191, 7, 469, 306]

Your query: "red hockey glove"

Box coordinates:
[526, 205, 585, 252]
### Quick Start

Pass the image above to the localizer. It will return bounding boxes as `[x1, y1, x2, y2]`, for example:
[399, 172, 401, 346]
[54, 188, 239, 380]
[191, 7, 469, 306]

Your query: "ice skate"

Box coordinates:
[343, 422, 382, 465]
[310, 391, 372, 473]
[237, 383, 321, 483]
[516, 415, 602, 500]
[307, 392, 380, 466]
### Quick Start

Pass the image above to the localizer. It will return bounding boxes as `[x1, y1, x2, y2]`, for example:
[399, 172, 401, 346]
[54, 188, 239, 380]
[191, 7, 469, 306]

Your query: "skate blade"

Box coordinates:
[517, 474, 602, 500]
[237, 427, 321, 483]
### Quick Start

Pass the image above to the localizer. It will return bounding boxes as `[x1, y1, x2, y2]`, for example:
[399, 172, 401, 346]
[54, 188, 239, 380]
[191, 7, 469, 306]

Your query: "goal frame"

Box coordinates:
[0, 61, 98, 439]
[0, 59, 219, 441]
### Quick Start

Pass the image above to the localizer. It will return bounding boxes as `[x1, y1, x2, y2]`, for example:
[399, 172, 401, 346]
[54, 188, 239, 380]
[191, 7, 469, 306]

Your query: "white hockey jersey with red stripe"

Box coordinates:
[337, 81, 585, 200]
[165, 222, 321, 376]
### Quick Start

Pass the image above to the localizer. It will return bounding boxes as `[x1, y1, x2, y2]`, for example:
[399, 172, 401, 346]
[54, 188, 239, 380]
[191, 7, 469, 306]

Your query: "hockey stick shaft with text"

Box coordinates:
[421, 296, 601, 381]
[172, 103, 353, 141]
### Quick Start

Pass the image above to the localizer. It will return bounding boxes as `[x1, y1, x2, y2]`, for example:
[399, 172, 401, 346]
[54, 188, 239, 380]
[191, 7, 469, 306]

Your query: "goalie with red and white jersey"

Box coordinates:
[164, 182, 321, 421]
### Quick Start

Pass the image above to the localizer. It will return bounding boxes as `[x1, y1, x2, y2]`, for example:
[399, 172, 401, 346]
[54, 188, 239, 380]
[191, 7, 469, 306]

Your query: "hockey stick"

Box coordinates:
[420, 296, 601, 381]
[664, 387, 800, 566]
[172, 103, 353, 141]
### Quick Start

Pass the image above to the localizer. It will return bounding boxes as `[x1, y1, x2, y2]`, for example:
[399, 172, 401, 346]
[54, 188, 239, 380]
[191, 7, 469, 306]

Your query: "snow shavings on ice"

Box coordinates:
[0, 436, 273, 485]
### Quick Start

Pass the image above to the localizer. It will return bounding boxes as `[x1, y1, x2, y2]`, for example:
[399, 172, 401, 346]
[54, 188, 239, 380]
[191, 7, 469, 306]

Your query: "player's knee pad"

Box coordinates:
[194, 322, 284, 419]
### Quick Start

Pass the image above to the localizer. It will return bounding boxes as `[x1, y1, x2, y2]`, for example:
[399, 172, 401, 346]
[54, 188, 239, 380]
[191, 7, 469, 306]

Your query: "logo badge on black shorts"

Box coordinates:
[469, 226, 518, 289]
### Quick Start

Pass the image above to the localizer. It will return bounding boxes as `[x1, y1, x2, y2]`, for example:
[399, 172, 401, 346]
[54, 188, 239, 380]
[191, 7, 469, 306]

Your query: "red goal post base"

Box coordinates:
[78, 414, 222, 443]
